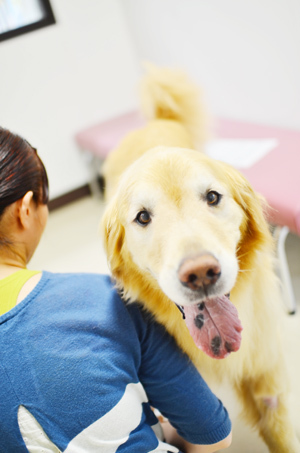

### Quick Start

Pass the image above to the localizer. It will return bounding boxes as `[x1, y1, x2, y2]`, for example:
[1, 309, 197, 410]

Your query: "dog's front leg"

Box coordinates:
[235, 377, 300, 453]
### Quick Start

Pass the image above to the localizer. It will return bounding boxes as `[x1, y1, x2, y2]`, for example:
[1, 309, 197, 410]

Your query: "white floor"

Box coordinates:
[29, 195, 300, 453]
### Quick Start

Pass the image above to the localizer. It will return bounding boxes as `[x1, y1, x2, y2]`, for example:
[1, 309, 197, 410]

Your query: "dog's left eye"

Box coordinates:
[206, 190, 222, 206]
[135, 210, 152, 226]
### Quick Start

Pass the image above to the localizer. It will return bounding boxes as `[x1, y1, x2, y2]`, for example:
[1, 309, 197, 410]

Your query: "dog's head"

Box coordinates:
[102, 146, 272, 358]
[102, 146, 270, 299]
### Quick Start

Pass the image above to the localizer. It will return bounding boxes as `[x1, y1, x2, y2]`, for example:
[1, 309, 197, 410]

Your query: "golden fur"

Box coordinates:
[101, 65, 300, 452]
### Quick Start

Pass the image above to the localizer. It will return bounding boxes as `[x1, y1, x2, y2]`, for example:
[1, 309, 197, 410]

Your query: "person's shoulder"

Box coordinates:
[42, 271, 119, 300]
[44, 271, 112, 286]
[41, 271, 128, 312]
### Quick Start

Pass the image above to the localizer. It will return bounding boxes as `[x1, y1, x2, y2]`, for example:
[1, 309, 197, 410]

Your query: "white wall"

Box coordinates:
[122, 0, 300, 131]
[0, 0, 140, 199]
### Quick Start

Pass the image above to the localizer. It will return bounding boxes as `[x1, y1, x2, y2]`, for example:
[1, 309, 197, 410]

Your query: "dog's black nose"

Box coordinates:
[178, 254, 221, 291]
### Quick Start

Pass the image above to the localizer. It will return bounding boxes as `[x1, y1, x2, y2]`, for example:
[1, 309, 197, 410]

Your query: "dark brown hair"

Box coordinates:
[0, 127, 49, 218]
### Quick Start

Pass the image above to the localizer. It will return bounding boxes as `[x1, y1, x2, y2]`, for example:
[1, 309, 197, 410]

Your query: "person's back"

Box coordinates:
[0, 272, 169, 451]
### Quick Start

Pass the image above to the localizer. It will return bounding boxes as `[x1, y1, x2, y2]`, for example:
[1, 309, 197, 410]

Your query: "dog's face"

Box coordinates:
[102, 146, 269, 358]
[120, 149, 243, 306]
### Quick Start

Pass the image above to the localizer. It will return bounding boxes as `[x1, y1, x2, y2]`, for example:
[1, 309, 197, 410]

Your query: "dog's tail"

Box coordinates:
[139, 62, 210, 147]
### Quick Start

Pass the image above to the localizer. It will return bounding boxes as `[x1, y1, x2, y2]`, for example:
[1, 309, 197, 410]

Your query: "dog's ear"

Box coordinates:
[221, 163, 274, 271]
[101, 198, 126, 279]
[101, 197, 156, 303]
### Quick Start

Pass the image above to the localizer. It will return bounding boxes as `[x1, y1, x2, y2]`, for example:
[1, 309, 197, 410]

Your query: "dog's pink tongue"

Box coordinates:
[184, 295, 243, 359]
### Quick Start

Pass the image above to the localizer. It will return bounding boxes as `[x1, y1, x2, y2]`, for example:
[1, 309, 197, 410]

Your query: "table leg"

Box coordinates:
[275, 225, 297, 314]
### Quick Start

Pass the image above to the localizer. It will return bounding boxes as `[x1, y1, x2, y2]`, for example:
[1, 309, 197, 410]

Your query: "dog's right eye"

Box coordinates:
[206, 190, 222, 206]
[135, 210, 151, 226]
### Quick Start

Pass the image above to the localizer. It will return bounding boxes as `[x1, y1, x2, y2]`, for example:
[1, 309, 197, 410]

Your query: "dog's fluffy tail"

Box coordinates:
[139, 62, 210, 147]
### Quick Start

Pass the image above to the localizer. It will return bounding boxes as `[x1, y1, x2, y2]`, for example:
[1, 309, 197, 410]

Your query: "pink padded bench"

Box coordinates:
[76, 110, 145, 160]
[216, 119, 300, 235]
[75, 113, 300, 314]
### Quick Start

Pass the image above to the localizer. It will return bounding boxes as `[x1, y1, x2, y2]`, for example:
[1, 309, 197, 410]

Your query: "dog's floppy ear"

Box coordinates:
[101, 198, 126, 279]
[101, 196, 158, 303]
[221, 163, 274, 271]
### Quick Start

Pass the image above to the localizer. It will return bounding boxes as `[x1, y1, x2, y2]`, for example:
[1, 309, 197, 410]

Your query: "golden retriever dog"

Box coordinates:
[101, 64, 300, 452]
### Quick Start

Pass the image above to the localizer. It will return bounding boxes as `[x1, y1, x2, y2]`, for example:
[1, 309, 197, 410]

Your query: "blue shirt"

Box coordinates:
[0, 272, 231, 452]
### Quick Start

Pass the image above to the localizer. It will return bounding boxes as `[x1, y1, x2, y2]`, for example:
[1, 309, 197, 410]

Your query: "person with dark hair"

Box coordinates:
[0, 128, 48, 215]
[0, 127, 49, 315]
[0, 126, 232, 453]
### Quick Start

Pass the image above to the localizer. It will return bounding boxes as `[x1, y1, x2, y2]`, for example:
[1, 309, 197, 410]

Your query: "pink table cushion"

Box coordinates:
[75, 110, 145, 158]
[216, 118, 300, 235]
